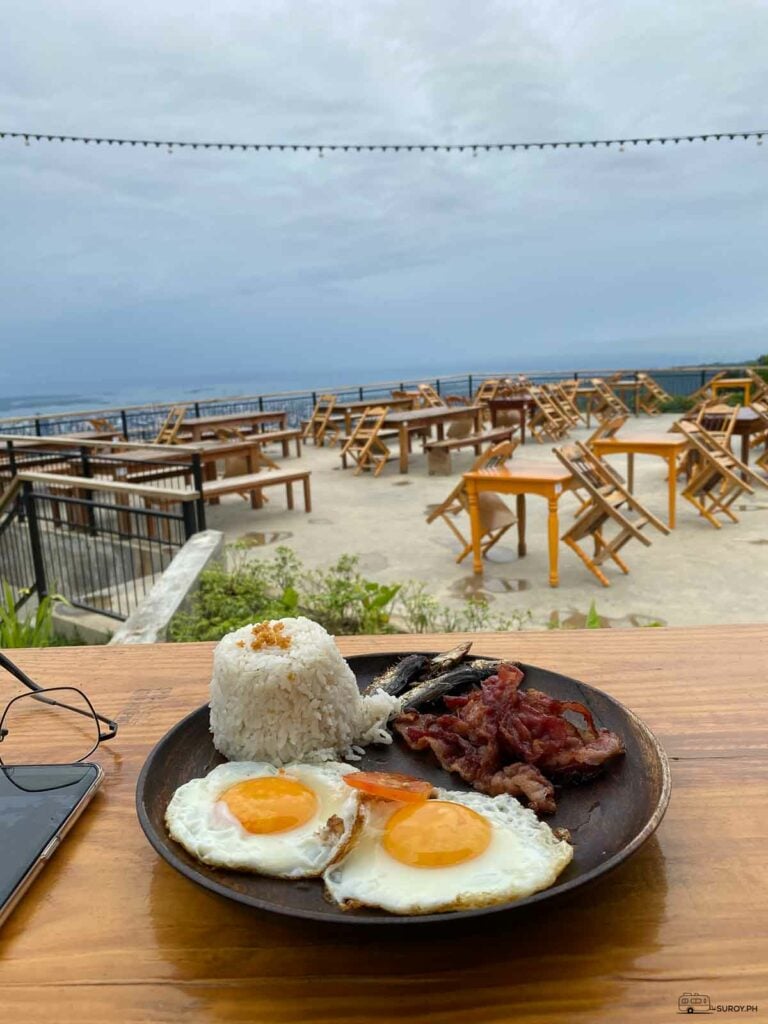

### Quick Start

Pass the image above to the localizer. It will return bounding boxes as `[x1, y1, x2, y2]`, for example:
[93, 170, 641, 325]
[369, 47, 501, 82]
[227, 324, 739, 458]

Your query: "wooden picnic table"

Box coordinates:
[2, 627, 767, 1023]
[382, 405, 484, 473]
[464, 461, 576, 586]
[590, 435, 689, 528]
[317, 396, 415, 433]
[180, 410, 287, 442]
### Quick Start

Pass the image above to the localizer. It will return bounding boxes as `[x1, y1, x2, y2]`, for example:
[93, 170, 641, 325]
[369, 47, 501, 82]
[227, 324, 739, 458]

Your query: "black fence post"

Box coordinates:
[182, 500, 197, 540]
[468, 374, 473, 395]
[194, 401, 201, 418]
[358, 386, 364, 400]
[435, 379, 441, 395]
[259, 396, 264, 411]
[34, 418, 42, 437]
[7, 440, 17, 478]
[190, 453, 206, 532]
[79, 446, 98, 535]
[23, 482, 48, 599]
[120, 409, 129, 440]
[700, 370, 706, 388]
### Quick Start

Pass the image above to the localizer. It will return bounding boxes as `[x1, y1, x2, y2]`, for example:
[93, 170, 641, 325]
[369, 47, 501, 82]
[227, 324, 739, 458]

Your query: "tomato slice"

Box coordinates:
[344, 771, 435, 803]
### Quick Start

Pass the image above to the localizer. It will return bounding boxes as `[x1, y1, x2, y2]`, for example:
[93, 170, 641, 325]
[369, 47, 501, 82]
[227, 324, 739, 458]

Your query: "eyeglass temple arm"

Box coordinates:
[0, 652, 118, 742]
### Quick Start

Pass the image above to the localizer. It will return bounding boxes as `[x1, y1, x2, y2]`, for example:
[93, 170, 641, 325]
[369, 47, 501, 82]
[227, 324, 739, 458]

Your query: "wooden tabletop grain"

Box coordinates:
[2, 627, 767, 1024]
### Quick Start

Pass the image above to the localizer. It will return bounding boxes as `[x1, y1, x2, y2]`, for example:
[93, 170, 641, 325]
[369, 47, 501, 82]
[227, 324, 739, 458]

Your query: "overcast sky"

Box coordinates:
[2, 1, 767, 403]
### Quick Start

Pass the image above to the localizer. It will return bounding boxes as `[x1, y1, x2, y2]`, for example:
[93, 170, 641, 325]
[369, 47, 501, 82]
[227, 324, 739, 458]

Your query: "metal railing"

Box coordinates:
[0, 364, 755, 441]
[0, 472, 201, 620]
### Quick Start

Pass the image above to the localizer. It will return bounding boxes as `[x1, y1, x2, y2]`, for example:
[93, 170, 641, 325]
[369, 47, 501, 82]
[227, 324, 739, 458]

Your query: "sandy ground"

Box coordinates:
[202, 414, 768, 630]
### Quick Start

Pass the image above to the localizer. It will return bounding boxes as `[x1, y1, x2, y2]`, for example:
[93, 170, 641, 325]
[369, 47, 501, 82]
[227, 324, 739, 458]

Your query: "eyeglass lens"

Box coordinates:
[0, 688, 100, 765]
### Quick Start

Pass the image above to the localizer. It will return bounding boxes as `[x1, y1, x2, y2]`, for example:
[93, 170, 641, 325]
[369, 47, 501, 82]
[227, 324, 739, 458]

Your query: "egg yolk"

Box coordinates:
[383, 800, 491, 868]
[221, 777, 318, 834]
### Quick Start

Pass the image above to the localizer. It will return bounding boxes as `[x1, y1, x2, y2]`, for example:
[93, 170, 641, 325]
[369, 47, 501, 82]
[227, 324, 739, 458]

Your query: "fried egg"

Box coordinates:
[165, 761, 361, 878]
[323, 788, 573, 914]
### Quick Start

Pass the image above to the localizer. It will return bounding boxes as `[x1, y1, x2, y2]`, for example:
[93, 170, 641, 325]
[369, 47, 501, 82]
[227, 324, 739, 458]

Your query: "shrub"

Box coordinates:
[168, 547, 532, 641]
[659, 395, 695, 413]
[0, 582, 68, 648]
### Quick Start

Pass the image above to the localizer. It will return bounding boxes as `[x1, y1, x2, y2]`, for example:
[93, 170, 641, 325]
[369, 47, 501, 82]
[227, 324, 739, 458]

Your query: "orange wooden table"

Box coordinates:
[464, 462, 575, 586]
[710, 377, 752, 404]
[590, 435, 689, 528]
[1, 629, 767, 1024]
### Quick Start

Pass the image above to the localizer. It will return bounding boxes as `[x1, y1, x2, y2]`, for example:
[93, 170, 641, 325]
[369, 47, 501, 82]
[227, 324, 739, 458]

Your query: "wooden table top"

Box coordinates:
[2, 627, 768, 1023]
[465, 461, 574, 484]
[318, 397, 415, 412]
[592, 435, 689, 453]
[181, 410, 286, 428]
[383, 404, 482, 425]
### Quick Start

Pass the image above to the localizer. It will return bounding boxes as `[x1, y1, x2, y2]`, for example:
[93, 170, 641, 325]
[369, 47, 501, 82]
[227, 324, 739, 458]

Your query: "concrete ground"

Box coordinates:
[203, 414, 768, 630]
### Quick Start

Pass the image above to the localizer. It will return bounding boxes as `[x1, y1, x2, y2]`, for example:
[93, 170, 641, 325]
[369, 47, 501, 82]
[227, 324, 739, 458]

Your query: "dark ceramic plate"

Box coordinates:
[136, 654, 671, 925]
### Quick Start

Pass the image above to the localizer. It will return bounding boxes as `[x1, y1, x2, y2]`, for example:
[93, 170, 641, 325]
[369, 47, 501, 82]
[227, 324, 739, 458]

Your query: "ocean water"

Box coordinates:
[0, 368, 479, 419]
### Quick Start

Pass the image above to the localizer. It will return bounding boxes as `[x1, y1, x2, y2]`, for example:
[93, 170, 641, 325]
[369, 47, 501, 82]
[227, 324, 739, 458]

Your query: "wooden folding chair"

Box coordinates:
[586, 414, 628, 447]
[552, 381, 587, 424]
[302, 394, 343, 446]
[473, 379, 502, 405]
[339, 406, 396, 476]
[675, 422, 760, 528]
[688, 371, 727, 406]
[636, 373, 672, 415]
[416, 384, 446, 408]
[694, 402, 739, 448]
[153, 406, 188, 445]
[426, 442, 517, 563]
[554, 442, 669, 586]
[745, 369, 768, 403]
[88, 416, 124, 439]
[528, 386, 570, 442]
[590, 379, 630, 422]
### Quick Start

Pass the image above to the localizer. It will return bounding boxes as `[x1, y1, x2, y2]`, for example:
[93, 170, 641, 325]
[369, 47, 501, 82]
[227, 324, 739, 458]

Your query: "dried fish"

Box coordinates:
[397, 661, 503, 713]
[364, 654, 430, 697]
[423, 641, 473, 678]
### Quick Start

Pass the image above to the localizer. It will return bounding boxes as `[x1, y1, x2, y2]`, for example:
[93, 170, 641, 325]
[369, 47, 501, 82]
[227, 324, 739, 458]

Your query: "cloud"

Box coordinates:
[1, 0, 767, 399]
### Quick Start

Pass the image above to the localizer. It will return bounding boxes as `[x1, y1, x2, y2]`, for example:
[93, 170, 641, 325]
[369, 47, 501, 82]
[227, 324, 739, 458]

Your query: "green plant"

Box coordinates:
[584, 601, 602, 628]
[168, 547, 534, 642]
[0, 582, 68, 648]
[395, 582, 531, 634]
[659, 395, 695, 413]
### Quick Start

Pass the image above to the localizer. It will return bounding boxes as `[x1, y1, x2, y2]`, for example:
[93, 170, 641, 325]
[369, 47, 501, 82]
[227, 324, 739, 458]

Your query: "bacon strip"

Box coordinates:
[393, 663, 624, 814]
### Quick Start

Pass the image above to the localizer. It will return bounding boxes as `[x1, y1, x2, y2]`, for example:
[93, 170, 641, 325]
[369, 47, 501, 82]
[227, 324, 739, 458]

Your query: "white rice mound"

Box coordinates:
[209, 616, 401, 765]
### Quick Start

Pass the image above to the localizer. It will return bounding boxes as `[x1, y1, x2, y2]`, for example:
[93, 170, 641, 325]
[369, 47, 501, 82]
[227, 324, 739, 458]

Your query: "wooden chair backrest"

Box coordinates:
[417, 384, 446, 408]
[675, 422, 757, 490]
[153, 406, 187, 445]
[689, 370, 727, 404]
[695, 402, 739, 444]
[89, 417, 118, 433]
[474, 379, 501, 404]
[587, 414, 628, 446]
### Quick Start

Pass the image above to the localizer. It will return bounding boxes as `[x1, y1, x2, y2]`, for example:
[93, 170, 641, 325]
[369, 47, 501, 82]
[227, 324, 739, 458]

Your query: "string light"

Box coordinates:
[0, 128, 766, 156]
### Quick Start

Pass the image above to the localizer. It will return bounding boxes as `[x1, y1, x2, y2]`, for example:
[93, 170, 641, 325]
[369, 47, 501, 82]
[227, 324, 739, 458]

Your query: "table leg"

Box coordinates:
[437, 423, 445, 441]
[467, 480, 483, 574]
[516, 494, 526, 556]
[741, 432, 749, 466]
[520, 406, 527, 445]
[205, 460, 219, 505]
[398, 425, 409, 473]
[490, 406, 498, 428]
[668, 453, 677, 529]
[627, 453, 635, 493]
[473, 409, 482, 433]
[547, 497, 560, 588]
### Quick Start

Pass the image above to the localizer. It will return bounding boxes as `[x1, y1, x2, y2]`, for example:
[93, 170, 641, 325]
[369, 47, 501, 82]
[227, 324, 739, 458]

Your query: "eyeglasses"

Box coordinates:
[0, 652, 117, 766]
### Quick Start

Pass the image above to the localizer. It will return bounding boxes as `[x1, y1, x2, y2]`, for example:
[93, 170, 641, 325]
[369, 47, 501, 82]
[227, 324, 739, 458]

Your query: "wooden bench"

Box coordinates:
[424, 427, 518, 476]
[246, 428, 302, 458]
[202, 469, 311, 511]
